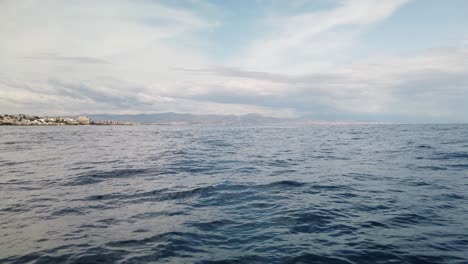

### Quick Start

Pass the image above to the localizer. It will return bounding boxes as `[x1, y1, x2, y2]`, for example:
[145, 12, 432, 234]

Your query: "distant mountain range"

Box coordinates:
[87, 113, 297, 125]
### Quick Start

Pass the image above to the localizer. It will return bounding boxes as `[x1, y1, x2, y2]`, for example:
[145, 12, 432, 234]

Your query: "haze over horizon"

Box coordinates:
[1, 0, 468, 123]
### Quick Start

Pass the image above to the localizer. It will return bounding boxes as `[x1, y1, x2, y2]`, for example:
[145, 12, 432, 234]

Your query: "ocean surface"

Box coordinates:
[1, 124, 467, 264]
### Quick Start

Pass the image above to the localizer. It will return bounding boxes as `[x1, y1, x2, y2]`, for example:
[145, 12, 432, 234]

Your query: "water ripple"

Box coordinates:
[1, 125, 467, 263]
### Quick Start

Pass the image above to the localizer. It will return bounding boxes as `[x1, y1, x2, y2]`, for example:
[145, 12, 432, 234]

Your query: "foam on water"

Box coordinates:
[0, 124, 467, 263]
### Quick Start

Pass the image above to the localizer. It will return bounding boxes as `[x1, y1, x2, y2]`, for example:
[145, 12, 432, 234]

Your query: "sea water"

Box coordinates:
[0, 125, 467, 263]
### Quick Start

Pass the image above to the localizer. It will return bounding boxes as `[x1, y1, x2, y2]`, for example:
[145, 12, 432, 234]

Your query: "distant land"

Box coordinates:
[1, 113, 388, 126]
[0, 114, 132, 126]
[87, 113, 386, 125]
[87, 113, 290, 125]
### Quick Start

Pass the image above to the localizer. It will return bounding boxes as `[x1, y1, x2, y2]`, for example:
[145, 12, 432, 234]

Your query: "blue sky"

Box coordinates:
[1, 0, 467, 122]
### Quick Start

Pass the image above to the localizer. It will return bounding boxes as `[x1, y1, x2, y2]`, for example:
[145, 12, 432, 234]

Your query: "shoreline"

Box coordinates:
[0, 114, 136, 126]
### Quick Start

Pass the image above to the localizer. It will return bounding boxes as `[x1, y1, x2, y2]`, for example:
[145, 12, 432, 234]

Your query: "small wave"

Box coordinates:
[439, 193, 465, 200]
[50, 207, 84, 217]
[447, 164, 468, 170]
[104, 232, 221, 262]
[432, 152, 468, 160]
[359, 220, 389, 229]
[416, 144, 433, 149]
[0, 204, 27, 213]
[285, 253, 353, 264]
[269, 169, 298, 176]
[339, 250, 404, 264]
[416, 165, 447, 171]
[157, 186, 217, 201]
[267, 159, 295, 168]
[2, 141, 22, 145]
[407, 181, 430, 187]
[187, 219, 237, 231]
[236, 166, 262, 174]
[201, 139, 233, 148]
[0, 160, 30, 166]
[266, 180, 305, 187]
[130, 210, 188, 220]
[311, 184, 351, 191]
[386, 213, 432, 226]
[63, 168, 154, 186]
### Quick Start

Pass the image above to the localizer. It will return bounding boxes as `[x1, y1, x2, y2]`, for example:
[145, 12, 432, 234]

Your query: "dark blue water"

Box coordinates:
[1, 125, 467, 263]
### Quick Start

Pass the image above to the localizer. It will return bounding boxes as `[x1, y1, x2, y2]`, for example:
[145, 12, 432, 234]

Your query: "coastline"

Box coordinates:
[0, 114, 136, 126]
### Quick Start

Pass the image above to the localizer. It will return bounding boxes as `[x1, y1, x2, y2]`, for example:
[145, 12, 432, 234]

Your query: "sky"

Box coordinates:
[1, 0, 468, 123]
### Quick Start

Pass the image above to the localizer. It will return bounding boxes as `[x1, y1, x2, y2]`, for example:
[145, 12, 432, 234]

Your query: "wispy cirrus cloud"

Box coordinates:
[237, 0, 410, 73]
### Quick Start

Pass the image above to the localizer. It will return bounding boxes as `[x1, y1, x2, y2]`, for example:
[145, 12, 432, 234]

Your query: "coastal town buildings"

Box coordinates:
[0, 114, 133, 126]
[0, 114, 90, 126]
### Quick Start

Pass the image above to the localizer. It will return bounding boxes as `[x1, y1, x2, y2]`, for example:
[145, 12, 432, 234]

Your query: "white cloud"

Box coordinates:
[237, 0, 409, 73]
[178, 48, 468, 122]
[1, 0, 467, 122]
[0, 0, 213, 56]
[0, 0, 224, 113]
